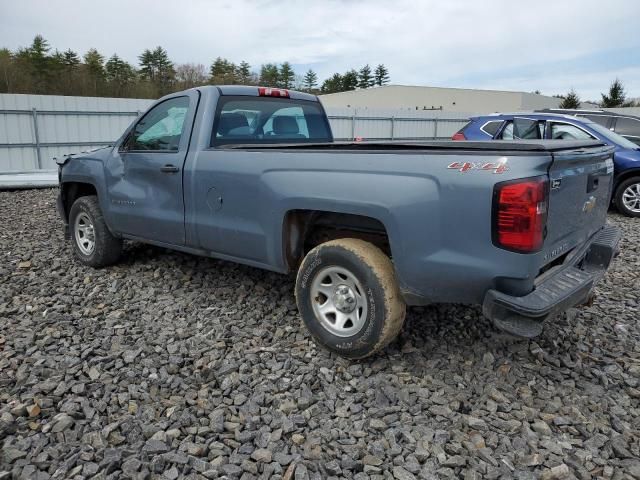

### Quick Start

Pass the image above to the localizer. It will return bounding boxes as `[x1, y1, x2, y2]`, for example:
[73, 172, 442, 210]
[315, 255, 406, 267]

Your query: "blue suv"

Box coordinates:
[453, 113, 640, 217]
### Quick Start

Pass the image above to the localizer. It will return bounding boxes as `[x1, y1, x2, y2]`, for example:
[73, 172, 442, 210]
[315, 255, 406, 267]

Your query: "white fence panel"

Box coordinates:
[0, 94, 153, 172]
[1, 94, 480, 174]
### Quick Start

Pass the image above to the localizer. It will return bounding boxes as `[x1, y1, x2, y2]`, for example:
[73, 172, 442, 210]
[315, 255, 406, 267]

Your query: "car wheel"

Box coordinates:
[615, 177, 640, 217]
[69, 195, 123, 267]
[295, 238, 406, 359]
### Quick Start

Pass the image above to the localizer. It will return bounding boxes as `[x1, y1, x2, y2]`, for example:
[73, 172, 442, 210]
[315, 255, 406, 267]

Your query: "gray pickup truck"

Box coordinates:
[57, 85, 621, 358]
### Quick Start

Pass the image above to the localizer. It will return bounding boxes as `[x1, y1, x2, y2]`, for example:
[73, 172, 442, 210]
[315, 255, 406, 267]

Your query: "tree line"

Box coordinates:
[556, 79, 637, 109]
[0, 35, 391, 99]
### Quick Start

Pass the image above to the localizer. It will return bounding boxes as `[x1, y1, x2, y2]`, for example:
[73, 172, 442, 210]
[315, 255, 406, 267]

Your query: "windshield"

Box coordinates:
[588, 122, 639, 149]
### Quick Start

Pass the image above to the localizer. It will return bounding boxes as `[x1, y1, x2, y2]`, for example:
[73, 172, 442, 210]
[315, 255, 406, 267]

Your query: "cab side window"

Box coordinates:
[124, 96, 190, 152]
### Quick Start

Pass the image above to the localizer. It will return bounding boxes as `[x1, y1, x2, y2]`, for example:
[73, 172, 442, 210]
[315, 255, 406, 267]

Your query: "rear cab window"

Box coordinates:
[211, 96, 332, 146]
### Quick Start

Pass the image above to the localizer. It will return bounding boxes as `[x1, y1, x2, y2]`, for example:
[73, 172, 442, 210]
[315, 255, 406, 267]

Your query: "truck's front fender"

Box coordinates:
[59, 157, 113, 229]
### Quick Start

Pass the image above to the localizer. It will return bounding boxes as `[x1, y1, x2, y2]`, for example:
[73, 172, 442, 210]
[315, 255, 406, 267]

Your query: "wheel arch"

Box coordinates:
[281, 209, 393, 272]
[614, 168, 640, 193]
[59, 181, 100, 223]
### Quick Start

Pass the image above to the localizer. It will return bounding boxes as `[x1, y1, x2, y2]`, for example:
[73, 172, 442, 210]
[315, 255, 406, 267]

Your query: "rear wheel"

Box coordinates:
[615, 177, 640, 217]
[295, 238, 406, 359]
[69, 195, 122, 267]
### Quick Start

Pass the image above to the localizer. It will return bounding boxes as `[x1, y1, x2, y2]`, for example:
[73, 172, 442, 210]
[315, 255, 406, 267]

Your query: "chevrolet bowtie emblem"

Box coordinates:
[583, 196, 597, 213]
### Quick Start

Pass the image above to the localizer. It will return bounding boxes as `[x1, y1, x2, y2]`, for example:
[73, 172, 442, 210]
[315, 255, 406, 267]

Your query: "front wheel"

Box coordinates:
[615, 177, 640, 217]
[295, 238, 406, 359]
[69, 195, 123, 267]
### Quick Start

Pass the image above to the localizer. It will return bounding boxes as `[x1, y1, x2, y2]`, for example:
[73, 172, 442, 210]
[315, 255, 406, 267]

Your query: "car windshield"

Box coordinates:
[588, 122, 639, 150]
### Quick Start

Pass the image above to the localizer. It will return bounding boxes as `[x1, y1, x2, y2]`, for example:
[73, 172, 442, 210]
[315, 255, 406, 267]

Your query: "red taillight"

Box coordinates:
[493, 178, 548, 253]
[451, 131, 466, 141]
[258, 87, 289, 98]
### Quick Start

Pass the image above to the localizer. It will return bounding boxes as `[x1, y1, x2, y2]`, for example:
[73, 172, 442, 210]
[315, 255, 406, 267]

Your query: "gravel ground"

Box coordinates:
[0, 188, 638, 480]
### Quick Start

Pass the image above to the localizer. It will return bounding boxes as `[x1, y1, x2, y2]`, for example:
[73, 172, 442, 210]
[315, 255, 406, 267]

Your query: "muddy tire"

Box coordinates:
[295, 238, 406, 359]
[69, 195, 122, 268]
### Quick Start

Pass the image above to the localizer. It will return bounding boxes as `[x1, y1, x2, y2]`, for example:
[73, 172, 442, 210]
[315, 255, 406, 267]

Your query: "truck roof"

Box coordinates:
[195, 85, 320, 102]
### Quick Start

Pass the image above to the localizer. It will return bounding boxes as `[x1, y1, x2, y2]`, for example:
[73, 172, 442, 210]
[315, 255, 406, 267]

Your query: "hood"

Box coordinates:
[55, 145, 112, 166]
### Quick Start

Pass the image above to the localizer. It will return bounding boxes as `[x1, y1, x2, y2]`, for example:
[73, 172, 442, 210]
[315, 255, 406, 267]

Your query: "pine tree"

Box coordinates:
[343, 70, 359, 91]
[209, 57, 237, 84]
[278, 62, 295, 89]
[105, 54, 136, 96]
[62, 49, 80, 69]
[303, 69, 318, 91]
[601, 79, 627, 107]
[236, 61, 251, 84]
[558, 89, 581, 109]
[152, 46, 175, 93]
[373, 64, 389, 86]
[84, 48, 105, 77]
[29, 35, 50, 68]
[83, 48, 105, 95]
[19, 35, 52, 93]
[138, 49, 155, 81]
[259, 63, 279, 87]
[0, 48, 14, 92]
[358, 64, 374, 89]
[321, 73, 344, 94]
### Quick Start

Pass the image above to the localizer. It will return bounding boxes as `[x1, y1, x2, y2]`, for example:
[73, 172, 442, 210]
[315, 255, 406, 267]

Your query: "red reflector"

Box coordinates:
[258, 87, 289, 98]
[493, 178, 548, 253]
[451, 131, 466, 141]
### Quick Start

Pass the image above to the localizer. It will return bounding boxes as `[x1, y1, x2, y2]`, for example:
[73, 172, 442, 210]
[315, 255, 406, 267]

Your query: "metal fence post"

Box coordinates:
[351, 114, 356, 140]
[433, 117, 439, 139]
[390, 116, 395, 141]
[31, 108, 42, 169]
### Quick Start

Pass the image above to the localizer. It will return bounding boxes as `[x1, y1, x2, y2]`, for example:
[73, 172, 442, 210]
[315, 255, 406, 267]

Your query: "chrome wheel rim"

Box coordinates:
[310, 266, 368, 337]
[74, 212, 96, 255]
[622, 183, 640, 213]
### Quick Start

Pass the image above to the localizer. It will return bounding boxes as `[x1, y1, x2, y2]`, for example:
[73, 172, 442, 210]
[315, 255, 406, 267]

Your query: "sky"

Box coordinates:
[1, 0, 639, 101]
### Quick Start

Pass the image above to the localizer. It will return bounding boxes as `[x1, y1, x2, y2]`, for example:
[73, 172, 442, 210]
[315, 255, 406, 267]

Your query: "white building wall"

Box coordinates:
[319, 85, 562, 113]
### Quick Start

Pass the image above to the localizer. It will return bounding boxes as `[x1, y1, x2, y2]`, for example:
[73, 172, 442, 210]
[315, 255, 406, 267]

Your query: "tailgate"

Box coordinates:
[543, 145, 615, 264]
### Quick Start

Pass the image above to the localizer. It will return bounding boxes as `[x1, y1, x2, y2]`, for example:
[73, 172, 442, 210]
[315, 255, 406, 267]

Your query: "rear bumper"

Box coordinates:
[482, 224, 621, 337]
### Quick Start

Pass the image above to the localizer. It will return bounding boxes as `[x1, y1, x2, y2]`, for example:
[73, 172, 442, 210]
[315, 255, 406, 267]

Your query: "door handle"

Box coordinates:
[160, 164, 179, 173]
[587, 173, 600, 193]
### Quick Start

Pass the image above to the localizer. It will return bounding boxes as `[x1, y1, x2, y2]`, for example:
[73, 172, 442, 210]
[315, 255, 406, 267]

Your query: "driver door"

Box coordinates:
[105, 92, 198, 245]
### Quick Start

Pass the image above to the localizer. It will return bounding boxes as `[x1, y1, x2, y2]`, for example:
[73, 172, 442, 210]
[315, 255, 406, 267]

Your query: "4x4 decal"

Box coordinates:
[447, 159, 509, 174]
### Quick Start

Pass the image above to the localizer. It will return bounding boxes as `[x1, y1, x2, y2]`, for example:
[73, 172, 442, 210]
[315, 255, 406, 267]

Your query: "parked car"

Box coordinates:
[453, 113, 640, 217]
[57, 86, 620, 358]
[536, 108, 640, 146]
